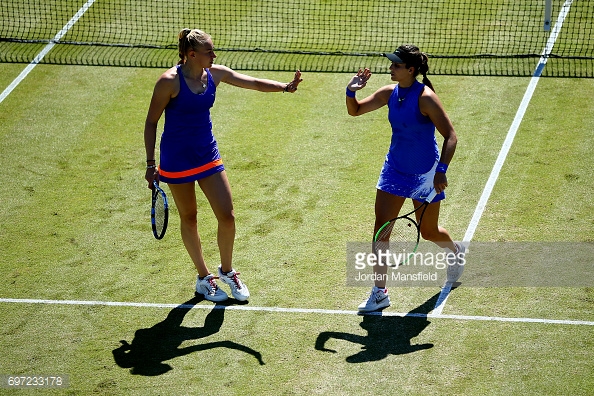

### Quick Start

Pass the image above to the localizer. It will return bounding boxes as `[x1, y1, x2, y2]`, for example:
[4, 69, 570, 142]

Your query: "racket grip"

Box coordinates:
[426, 189, 438, 202]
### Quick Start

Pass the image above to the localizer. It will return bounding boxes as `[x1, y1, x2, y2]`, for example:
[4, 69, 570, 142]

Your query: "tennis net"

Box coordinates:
[0, 0, 592, 77]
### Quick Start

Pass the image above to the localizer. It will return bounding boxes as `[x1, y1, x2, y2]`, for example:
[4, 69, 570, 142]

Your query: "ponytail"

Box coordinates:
[177, 28, 192, 64]
[177, 28, 212, 65]
[419, 52, 435, 92]
[397, 45, 436, 92]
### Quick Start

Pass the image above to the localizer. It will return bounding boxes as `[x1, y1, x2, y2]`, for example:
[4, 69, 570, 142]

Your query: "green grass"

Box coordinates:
[0, 63, 593, 395]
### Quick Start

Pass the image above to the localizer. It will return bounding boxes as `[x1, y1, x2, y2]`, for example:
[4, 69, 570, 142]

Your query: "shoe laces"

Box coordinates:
[226, 271, 243, 290]
[204, 276, 220, 293]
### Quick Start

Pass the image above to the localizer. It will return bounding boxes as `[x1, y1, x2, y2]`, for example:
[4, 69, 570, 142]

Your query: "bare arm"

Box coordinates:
[419, 87, 457, 193]
[144, 69, 177, 187]
[211, 65, 302, 93]
[345, 68, 394, 116]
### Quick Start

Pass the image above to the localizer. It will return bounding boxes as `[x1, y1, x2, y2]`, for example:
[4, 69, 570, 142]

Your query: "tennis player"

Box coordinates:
[345, 44, 465, 312]
[144, 28, 303, 302]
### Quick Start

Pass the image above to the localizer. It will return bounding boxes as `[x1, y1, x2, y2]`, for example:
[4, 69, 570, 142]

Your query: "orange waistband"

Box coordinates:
[159, 158, 223, 178]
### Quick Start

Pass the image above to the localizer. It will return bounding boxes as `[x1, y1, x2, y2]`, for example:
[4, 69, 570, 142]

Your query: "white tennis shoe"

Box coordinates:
[195, 274, 228, 302]
[358, 287, 391, 312]
[446, 242, 467, 283]
[218, 266, 250, 301]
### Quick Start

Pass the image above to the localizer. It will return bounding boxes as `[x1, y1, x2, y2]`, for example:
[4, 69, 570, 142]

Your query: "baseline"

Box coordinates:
[0, 297, 592, 326]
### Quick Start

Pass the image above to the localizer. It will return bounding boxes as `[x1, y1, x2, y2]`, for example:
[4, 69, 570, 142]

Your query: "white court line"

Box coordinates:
[0, 0, 96, 105]
[1, 298, 593, 326]
[432, 0, 575, 315]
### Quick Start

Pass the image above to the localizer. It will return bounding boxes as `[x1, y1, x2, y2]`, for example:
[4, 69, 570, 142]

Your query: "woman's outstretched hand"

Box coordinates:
[284, 70, 303, 93]
[347, 68, 371, 92]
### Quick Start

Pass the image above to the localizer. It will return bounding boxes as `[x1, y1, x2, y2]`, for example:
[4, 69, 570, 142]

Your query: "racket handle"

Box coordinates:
[426, 189, 438, 203]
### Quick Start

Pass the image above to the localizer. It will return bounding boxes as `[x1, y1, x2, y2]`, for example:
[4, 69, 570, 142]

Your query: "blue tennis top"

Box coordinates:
[163, 65, 216, 146]
[386, 80, 439, 174]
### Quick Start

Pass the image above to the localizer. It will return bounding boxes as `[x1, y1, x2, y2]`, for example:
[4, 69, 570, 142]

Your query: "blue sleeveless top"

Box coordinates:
[163, 65, 216, 145]
[386, 80, 439, 174]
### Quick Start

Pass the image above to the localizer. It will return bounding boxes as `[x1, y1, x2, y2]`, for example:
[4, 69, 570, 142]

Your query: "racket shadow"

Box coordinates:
[112, 296, 264, 376]
[315, 291, 450, 363]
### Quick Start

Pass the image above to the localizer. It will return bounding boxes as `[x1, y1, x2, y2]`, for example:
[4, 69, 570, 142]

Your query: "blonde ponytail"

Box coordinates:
[177, 28, 212, 65]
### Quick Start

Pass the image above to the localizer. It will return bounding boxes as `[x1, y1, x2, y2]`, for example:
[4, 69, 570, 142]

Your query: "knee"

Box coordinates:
[420, 226, 440, 242]
[218, 210, 235, 230]
[179, 210, 198, 227]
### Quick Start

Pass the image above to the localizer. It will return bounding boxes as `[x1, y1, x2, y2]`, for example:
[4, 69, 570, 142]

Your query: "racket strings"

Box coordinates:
[376, 218, 419, 243]
[376, 216, 419, 247]
[391, 218, 419, 244]
[375, 222, 395, 243]
[153, 193, 166, 232]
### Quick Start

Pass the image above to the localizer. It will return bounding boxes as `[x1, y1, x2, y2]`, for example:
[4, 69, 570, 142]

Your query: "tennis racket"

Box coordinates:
[151, 180, 169, 240]
[373, 189, 438, 267]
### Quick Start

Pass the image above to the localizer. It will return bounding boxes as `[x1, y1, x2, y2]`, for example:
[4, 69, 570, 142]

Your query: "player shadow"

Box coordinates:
[112, 296, 265, 376]
[315, 291, 447, 363]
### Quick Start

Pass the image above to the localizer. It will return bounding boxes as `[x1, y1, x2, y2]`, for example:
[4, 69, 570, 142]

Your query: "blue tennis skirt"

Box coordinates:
[159, 140, 225, 184]
[376, 160, 445, 203]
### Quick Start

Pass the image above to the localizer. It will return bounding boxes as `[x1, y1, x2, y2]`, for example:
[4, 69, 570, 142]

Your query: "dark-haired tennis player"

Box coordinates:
[144, 28, 302, 302]
[345, 44, 465, 312]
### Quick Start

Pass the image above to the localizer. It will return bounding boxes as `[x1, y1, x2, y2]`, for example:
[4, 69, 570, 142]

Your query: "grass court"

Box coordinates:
[0, 1, 593, 394]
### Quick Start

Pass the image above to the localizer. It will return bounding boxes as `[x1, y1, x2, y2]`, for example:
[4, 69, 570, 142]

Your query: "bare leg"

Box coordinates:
[373, 189, 406, 289]
[413, 199, 457, 252]
[198, 171, 235, 273]
[167, 182, 209, 277]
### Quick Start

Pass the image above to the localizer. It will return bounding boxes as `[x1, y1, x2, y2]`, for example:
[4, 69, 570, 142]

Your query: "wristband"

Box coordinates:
[146, 164, 157, 170]
[436, 162, 448, 173]
[346, 87, 356, 98]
